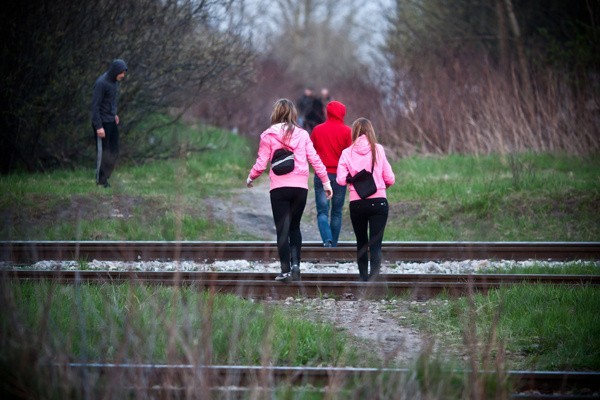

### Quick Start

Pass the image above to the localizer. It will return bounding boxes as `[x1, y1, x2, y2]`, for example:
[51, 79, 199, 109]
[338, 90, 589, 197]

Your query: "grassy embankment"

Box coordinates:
[1, 116, 599, 241]
[408, 285, 600, 371]
[2, 280, 598, 399]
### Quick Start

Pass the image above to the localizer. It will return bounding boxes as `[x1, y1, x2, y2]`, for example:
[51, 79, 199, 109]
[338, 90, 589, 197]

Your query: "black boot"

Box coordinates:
[369, 264, 381, 281]
[290, 246, 301, 281]
[358, 263, 369, 281]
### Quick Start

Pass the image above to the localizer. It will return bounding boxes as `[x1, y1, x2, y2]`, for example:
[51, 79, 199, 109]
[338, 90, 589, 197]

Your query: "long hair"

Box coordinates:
[351, 118, 378, 169]
[270, 98, 298, 146]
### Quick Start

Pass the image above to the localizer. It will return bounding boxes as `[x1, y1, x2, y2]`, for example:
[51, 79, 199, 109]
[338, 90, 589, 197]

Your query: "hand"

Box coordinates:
[115, 115, 120, 125]
[323, 181, 333, 200]
[246, 177, 253, 188]
[346, 173, 354, 183]
[96, 128, 106, 138]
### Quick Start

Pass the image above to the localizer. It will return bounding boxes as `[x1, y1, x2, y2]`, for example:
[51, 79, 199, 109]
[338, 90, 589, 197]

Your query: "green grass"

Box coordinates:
[0, 282, 360, 367]
[481, 261, 600, 275]
[1, 116, 599, 241]
[415, 285, 600, 370]
[384, 153, 600, 241]
[0, 282, 513, 399]
[1, 117, 258, 240]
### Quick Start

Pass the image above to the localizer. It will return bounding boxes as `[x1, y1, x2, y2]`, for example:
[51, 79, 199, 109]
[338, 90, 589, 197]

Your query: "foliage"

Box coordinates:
[379, 0, 600, 156]
[384, 0, 600, 72]
[0, 0, 254, 172]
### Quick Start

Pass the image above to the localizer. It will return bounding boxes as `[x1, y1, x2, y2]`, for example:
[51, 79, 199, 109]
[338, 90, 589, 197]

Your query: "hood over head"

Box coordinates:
[326, 101, 346, 122]
[108, 59, 128, 81]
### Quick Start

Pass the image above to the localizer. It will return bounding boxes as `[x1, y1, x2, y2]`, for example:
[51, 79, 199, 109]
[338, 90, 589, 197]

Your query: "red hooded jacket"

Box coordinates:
[310, 101, 352, 174]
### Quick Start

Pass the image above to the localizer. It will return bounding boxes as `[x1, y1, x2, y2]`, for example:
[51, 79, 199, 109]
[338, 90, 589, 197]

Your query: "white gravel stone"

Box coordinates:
[3, 258, 598, 274]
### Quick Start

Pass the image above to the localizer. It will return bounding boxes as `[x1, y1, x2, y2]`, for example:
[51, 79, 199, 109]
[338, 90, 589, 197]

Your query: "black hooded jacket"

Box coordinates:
[91, 59, 127, 130]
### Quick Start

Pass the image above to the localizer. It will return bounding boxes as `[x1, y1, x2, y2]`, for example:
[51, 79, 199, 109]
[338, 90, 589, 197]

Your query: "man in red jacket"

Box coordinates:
[310, 100, 352, 247]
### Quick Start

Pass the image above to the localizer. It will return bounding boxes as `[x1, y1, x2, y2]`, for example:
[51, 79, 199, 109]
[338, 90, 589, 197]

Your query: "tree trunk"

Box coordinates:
[504, 0, 531, 90]
[496, 0, 509, 73]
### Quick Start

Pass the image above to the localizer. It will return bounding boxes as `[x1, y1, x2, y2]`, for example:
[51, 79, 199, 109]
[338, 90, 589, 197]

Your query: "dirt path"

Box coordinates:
[205, 179, 354, 242]
[278, 298, 431, 366]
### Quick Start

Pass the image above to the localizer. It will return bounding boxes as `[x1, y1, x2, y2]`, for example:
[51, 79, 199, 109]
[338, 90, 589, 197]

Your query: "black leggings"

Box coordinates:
[349, 198, 389, 281]
[270, 187, 308, 273]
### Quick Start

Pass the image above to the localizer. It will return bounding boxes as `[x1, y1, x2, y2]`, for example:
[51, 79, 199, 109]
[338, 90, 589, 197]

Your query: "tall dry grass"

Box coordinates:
[0, 277, 517, 399]
[380, 57, 599, 156]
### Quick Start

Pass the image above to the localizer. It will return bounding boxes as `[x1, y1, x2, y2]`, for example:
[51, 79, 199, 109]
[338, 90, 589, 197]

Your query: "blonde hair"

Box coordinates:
[351, 118, 378, 169]
[270, 98, 298, 146]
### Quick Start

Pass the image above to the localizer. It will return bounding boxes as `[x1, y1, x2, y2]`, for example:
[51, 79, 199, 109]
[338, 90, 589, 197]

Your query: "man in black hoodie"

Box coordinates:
[91, 59, 128, 188]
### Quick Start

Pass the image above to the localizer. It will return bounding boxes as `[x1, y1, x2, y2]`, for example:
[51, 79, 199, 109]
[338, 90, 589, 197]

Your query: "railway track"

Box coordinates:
[3, 241, 598, 298]
[2, 241, 600, 263]
[57, 363, 600, 398]
[5, 244, 599, 397]
[4, 270, 599, 299]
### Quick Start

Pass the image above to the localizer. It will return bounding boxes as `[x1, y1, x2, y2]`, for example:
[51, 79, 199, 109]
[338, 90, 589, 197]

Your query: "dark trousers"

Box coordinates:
[94, 122, 119, 185]
[270, 187, 308, 273]
[349, 198, 389, 281]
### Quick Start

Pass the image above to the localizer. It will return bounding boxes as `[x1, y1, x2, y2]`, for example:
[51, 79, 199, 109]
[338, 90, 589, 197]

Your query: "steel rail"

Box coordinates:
[2, 241, 600, 262]
[4, 270, 598, 300]
[57, 363, 600, 397]
[5, 270, 600, 284]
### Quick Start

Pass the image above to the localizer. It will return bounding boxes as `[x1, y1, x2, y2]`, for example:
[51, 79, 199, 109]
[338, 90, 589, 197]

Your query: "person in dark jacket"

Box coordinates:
[297, 86, 314, 130]
[303, 94, 325, 133]
[310, 101, 352, 247]
[91, 59, 127, 188]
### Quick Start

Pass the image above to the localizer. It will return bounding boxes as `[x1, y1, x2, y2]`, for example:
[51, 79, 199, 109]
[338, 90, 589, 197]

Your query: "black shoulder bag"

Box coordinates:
[271, 130, 295, 175]
[271, 148, 295, 175]
[347, 158, 377, 199]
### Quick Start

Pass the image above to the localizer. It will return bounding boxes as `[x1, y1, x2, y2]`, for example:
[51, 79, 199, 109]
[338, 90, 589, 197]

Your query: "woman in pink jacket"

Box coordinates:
[336, 118, 395, 281]
[247, 99, 333, 282]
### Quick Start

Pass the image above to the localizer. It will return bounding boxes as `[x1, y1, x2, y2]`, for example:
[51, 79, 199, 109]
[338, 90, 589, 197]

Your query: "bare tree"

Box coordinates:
[252, 0, 372, 86]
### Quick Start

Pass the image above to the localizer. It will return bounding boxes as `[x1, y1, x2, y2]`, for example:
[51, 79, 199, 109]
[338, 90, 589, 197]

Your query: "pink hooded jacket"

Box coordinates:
[248, 123, 330, 191]
[336, 135, 395, 201]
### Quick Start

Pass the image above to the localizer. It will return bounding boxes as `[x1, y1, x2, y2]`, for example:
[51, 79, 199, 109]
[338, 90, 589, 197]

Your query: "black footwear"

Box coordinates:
[323, 241, 332, 248]
[291, 265, 301, 281]
[275, 272, 292, 282]
[97, 181, 110, 188]
[290, 245, 301, 281]
[368, 272, 382, 282]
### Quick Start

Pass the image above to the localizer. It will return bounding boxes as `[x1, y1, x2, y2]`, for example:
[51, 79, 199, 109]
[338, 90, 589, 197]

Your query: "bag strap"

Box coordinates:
[273, 126, 294, 152]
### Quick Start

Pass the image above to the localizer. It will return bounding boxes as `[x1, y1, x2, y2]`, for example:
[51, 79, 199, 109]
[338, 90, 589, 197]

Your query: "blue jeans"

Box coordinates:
[314, 173, 346, 247]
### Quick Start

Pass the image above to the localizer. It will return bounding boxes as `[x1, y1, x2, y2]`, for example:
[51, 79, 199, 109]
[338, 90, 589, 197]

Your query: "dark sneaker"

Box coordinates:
[275, 272, 292, 282]
[323, 241, 332, 248]
[291, 265, 301, 281]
